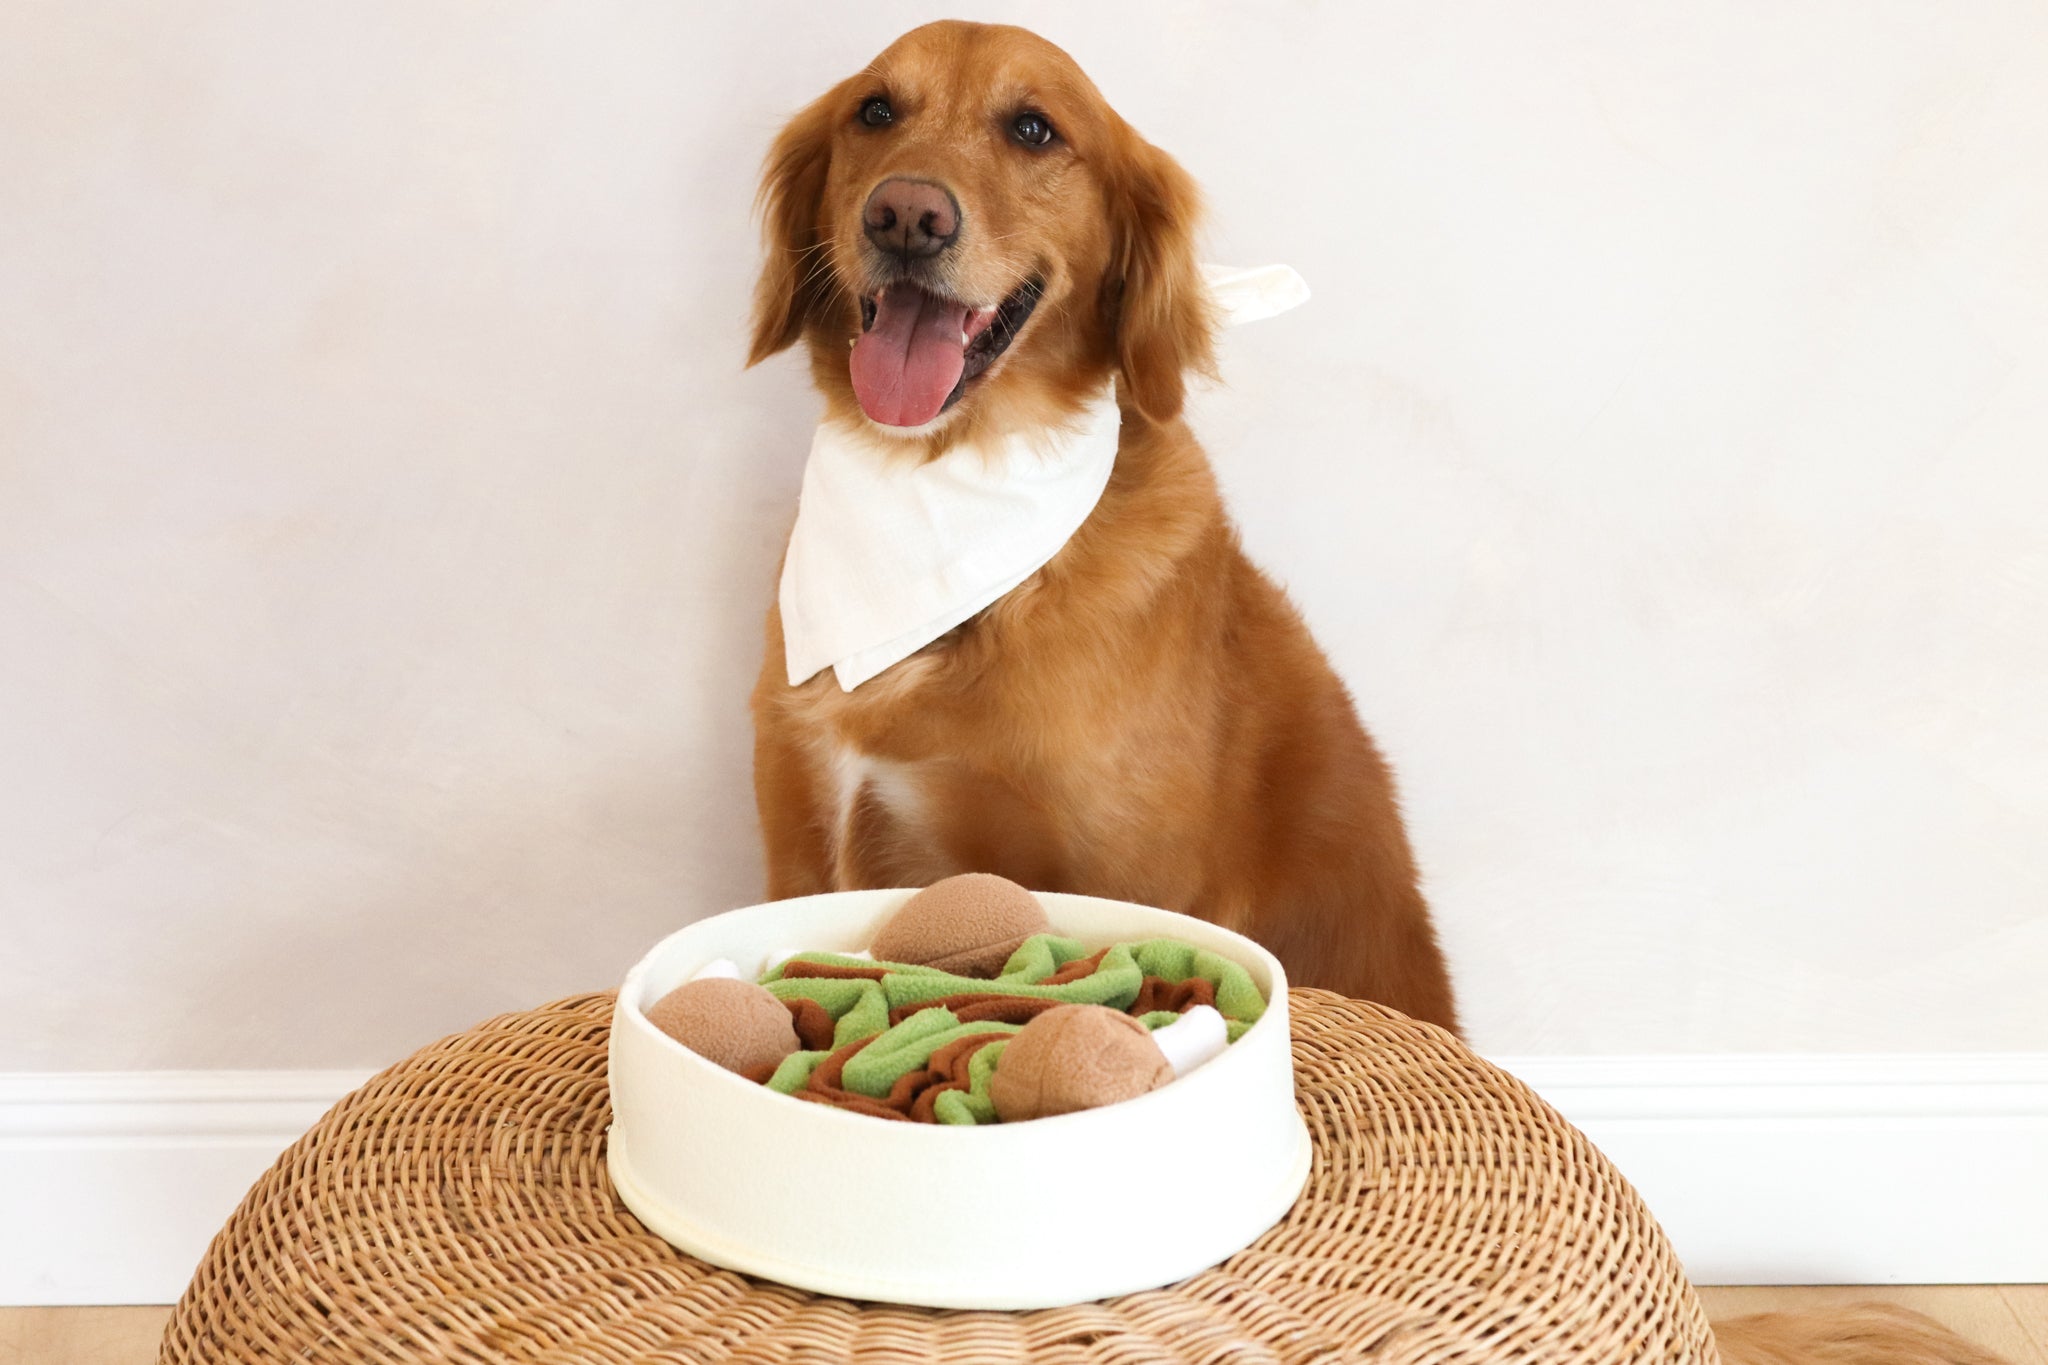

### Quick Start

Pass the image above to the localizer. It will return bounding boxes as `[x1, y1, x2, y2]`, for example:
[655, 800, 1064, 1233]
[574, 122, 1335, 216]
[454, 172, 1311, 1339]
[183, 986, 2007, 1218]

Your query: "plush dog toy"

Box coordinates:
[867, 872, 1050, 976]
[645, 976, 800, 1076]
[988, 1003, 1174, 1121]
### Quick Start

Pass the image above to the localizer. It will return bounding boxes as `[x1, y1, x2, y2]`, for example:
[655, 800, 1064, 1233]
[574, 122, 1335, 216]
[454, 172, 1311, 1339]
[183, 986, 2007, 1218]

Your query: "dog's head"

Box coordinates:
[748, 21, 1216, 438]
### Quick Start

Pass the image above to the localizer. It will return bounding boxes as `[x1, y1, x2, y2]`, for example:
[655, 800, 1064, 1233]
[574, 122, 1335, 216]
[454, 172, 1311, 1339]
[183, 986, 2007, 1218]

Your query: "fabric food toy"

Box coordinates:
[867, 872, 1051, 976]
[648, 874, 1261, 1123]
[988, 1003, 1173, 1121]
[644, 975, 801, 1077]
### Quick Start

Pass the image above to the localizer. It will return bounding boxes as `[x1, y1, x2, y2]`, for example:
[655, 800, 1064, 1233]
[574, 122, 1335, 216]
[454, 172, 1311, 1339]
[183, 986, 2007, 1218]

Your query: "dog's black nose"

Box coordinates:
[863, 178, 960, 260]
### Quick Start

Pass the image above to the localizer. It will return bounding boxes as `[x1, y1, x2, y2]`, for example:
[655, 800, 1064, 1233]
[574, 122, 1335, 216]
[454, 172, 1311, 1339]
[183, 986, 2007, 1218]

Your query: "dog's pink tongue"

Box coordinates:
[850, 284, 970, 427]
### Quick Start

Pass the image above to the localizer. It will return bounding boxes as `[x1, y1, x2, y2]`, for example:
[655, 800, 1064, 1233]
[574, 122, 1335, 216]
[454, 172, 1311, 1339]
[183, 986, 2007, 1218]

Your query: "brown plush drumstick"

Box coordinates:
[989, 1003, 1174, 1122]
[645, 977, 800, 1075]
[869, 873, 1050, 977]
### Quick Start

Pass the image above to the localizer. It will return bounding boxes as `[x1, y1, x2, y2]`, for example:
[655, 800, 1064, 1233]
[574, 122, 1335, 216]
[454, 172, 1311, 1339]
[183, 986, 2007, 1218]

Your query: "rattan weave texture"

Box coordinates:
[161, 990, 1716, 1363]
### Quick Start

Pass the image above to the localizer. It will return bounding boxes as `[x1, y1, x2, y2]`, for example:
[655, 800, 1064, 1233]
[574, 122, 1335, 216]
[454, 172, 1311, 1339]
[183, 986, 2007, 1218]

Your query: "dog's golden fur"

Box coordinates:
[747, 20, 1458, 1031]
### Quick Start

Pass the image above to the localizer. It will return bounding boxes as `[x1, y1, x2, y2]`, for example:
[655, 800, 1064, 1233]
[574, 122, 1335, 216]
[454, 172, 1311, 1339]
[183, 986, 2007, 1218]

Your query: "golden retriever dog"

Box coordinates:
[741, 30, 2012, 1362]
[745, 20, 1459, 1033]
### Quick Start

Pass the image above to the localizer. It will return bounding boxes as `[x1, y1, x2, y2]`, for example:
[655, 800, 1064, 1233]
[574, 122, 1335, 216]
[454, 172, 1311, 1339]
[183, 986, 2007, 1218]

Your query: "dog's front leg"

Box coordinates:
[751, 711, 835, 901]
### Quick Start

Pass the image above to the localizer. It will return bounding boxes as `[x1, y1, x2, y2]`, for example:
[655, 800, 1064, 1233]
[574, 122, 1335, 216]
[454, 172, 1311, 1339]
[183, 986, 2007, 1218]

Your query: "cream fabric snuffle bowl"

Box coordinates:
[607, 889, 1311, 1309]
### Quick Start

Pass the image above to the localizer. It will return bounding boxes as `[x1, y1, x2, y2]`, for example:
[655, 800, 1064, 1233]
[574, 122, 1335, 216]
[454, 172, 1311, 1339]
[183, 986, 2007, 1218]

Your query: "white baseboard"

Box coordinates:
[0, 1070, 374, 1307]
[2, 1056, 2043, 1305]
[1497, 1054, 2048, 1287]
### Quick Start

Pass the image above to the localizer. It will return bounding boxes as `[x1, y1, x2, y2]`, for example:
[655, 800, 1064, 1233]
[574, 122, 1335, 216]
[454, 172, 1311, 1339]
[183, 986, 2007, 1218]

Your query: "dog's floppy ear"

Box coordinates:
[748, 87, 847, 366]
[1105, 130, 1218, 423]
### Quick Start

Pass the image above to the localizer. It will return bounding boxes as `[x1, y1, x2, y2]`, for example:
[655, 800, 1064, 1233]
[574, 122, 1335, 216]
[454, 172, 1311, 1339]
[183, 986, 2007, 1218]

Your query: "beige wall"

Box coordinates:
[3, 2, 2044, 1068]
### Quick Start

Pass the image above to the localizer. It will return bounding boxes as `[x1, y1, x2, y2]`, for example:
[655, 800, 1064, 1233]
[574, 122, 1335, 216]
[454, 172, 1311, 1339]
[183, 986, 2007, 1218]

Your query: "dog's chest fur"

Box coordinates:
[776, 608, 1127, 890]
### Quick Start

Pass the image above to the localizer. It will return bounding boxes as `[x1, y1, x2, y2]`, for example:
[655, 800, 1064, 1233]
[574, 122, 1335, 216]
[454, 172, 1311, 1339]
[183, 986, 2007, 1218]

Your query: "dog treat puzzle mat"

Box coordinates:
[160, 990, 1715, 1363]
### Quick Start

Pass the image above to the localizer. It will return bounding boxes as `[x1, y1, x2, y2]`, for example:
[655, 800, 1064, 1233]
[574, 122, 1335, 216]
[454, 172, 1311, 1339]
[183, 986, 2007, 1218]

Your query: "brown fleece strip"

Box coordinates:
[805, 1034, 878, 1093]
[789, 1025, 1008, 1124]
[1132, 974, 1217, 1016]
[879, 948, 1112, 1025]
[795, 1032, 932, 1120]
[926, 1031, 1003, 1076]
[909, 1033, 1006, 1123]
[884, 1066, 936, 1110]
[953, 996, 1063, 1026]
[886, 993, 1066, 1027]
[783, 997, 837, 1051]
[1038, 946, 1112, 987]
[778, 961, 891, 981]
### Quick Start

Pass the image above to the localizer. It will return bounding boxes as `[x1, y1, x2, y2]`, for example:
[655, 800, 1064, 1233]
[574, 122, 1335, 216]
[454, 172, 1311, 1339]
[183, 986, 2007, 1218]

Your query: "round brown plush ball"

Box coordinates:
[644, 977, 800, 1075]
[869, 873, 1051, 978]
[989, 1003, 1174, 1123]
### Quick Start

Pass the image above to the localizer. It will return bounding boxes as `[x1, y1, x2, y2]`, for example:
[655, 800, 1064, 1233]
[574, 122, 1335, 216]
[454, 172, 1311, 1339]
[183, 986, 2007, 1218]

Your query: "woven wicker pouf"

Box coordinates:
[161, 990, 1716, 1364]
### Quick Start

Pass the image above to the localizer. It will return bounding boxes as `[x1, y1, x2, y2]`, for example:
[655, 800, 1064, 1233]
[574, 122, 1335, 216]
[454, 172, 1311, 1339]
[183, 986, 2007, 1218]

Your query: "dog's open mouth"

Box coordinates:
[849, 277, 1043, 427]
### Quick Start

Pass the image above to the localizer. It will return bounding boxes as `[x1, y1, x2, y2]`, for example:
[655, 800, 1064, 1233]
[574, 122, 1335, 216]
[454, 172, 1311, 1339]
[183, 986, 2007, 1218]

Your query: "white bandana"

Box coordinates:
[780, 264, 1310, 691]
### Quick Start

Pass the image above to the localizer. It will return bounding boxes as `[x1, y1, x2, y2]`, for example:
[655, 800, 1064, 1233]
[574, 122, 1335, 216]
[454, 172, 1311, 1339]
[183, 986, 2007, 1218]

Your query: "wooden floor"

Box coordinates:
[1692, 1286, 2048, 1363]
[3, 1287, 2044, 1364]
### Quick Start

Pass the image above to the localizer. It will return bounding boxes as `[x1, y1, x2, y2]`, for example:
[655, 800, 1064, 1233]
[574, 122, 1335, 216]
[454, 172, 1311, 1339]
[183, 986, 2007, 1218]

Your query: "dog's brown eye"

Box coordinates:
[859, 97, 893, 128]
[1011, 112, 1054, 147]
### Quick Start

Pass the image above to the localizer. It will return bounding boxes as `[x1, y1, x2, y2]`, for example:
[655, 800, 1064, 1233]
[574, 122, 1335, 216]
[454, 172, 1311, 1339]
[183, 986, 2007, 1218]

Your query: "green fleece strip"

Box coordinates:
[763, 938, 1144, 1028]
[761, 935, 1093, 987]
[933, 1037, 1008, 1125]
[761, 976, 892, 1047]
[760, 953, 951, 984]
[990, 934, 1093, 981]
[765, 1049, 830, 1094]
[839, 1010, 1021, 1099]
[884, 944, 1141, 1013]
[1138, 1009, 1256, 1043]
[1127, 939, 1267, 1024]
[764, 1013, 1019, 1111]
